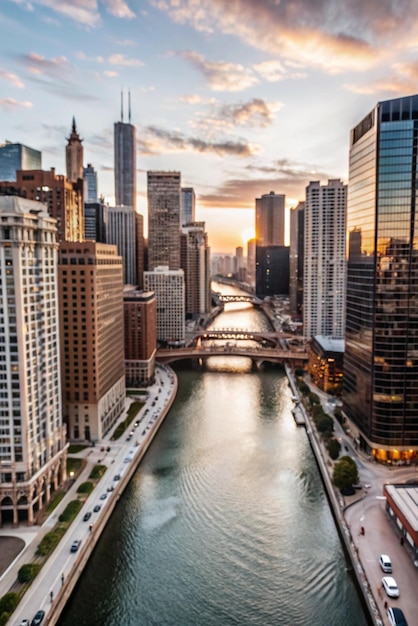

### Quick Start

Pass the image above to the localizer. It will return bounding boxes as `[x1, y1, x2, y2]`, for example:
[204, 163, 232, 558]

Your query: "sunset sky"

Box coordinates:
[2, 1, 418, 253]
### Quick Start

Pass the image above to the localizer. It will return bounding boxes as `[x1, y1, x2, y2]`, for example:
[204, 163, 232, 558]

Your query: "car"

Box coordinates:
[382, 576, 400, 598]
[113, 474, 121, 481]
[70, 539, 81, 552]
[107, 485, 114, 492]
[19, 620, 30, 626]
[83, 511, 92, 522]
[93, 504, 101, 512]
[387, 607, 408, 626]
[379, 553, 392, 573]
[100, 493, 107, 500]
[31, 610, 45, 626]
[124, 457, 130, 463]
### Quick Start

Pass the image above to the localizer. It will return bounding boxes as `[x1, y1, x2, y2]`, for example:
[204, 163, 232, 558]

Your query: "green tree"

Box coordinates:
[332, 456, 359, 490]
[327, 438, 341, 460]
[18, 563, 41, 584]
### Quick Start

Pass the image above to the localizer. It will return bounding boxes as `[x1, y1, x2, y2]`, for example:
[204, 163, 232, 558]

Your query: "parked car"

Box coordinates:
[379, 554, 392, 573]
[83, 511, 92, 522]
[31, 610, 45, 626]
[70, 539, 81, 553]
[19, 620, 30, 626]
[387, 607, 408, 626]
[107, 485, 114, 492]
[382, 576, 400, 598]
[114, 474, 121, 481]
[93, 504, 101, 513]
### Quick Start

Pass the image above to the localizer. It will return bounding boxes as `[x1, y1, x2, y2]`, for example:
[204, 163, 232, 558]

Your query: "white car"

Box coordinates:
[379, 553, 392, 573]
[382, 576, 400, 598]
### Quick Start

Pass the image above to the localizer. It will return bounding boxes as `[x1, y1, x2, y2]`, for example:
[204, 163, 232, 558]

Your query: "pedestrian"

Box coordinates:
[400, 536, 404, 546]
[377, 585, 382, 599]
[50, 590, 54, 603]
[61, 573, 65, 586]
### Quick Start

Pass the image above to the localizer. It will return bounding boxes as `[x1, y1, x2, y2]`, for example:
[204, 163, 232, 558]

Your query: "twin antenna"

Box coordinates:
[120, 90, 131, 124]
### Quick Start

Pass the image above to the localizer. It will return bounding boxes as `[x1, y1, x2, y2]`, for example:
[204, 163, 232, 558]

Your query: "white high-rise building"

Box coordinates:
[144, 266, 185, 345]
[303, 179, 346, 340]
[105, 205, 137, 286]
[0, 196, 67, 526]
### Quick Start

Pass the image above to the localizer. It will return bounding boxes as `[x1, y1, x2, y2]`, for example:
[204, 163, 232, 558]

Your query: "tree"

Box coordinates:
[332, 456, 359, 490]
[327, 438, 341, 460]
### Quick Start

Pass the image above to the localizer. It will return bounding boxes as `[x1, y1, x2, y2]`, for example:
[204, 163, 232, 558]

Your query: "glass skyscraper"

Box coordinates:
[0, 142, 41, 181]
[344, 95, 418, 461]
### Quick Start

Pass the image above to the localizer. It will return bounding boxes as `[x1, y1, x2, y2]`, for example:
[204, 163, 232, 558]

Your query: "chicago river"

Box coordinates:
[59, 284, 368, 625]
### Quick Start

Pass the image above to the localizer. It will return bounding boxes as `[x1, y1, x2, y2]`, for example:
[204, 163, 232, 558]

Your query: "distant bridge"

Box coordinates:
[191, 328, 299, 348]
[217, 294, 262, 305]
[156, 344, 308, 366]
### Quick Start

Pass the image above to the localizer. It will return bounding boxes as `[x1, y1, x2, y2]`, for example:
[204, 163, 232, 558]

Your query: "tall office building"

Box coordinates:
[114, 92, 136, 209]
[144, 266, 185, 345]
[0, 141, 41, 181]
[303, 179, 346, 340]
[180, 222, 211, 319]
[344, 95, 418, 460]
[0, 168, 84, 243]
[84, 201, 106, 242]
[124, 288, 157, 386]
[256, 191, 285, 246]
[181, 187, 195, 226]
[105, 205, 137, 285]
[246, 238, 256, 289]
[135, 211, 145, 290]
[256, 245, 289, 297]
[59, 242, 125, 441]
[147, 171, 181, 270]
[289, 201, 305, 318]
[0, 196, 67, 526]
[66, 118, 84, 184]
[83, 163, 98, 203]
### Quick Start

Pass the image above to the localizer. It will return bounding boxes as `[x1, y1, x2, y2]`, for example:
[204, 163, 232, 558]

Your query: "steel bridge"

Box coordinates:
[217, 294, 262, 305]
[191, 328, 297, 347]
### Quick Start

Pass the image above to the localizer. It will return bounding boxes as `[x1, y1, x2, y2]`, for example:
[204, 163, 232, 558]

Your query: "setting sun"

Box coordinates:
[241, 228, 255, 245]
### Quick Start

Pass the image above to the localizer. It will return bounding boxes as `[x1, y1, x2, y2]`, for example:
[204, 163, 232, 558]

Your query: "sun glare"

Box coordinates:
[241, 228, 255, 245]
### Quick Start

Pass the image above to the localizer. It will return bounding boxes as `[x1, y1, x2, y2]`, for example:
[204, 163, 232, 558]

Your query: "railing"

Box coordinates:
[157, 344, 308, 364]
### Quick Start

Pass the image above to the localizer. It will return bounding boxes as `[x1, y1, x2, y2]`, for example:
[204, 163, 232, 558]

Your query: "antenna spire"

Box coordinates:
[121, 90, 124, 122]
[128, 90, 131, 124]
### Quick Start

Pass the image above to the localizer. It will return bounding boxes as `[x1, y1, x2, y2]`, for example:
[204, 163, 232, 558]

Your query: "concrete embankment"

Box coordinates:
[285, 365, 383, 626]
[46, 368, 178, 626]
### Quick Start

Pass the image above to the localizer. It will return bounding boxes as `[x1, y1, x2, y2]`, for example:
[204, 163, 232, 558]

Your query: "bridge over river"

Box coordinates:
[156, 344, 308, 366]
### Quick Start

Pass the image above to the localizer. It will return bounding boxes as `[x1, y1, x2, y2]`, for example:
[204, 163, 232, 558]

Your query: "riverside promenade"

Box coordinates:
[286, 367, 418, 626]
[2, 363, 177, 626]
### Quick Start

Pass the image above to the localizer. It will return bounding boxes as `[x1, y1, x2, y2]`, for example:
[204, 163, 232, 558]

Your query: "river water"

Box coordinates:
[59, 284, 368, 626]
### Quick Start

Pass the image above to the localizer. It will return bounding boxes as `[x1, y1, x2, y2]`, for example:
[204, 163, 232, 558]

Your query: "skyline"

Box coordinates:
[2, 1, 418, 252]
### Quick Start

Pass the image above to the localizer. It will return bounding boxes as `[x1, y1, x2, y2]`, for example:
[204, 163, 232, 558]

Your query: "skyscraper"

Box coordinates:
[181, 187, 195, 225]
[105, 204, 137, 285]
[0, 141, 41, 181]
[0, 196, 67, 526]
[344, 95, 418, 460]
[83, 163, 98, 203]
[181, 222, 211, 319]
[147, 171, 181, 270]
[59, 241, 125, 441]
[66, 117, 84, 184]
[303, 179, 346, 340]
[124, 288, 157, 386]
[289, 201, 305, 317]
[114, 92, 136, 209]
[256, 191, 285, 246]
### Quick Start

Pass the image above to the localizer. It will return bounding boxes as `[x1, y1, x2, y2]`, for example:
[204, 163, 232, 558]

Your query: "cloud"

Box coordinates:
[103, 70, 119, 77]
[139, 125, 258, 157]
[0, 98, 33, 111]
[345, 60, 418, 95]
[215, 98, 282, 127]
[199, 158, 336, 208]
[179, 94, 217, 105]
[174, 50, 259, 91]
[102, 0, 135, 19]
[10, 0, 135, 26]
[21, 51, 71, 76]
[0, 71, 24, 88]
[108, 53, 144, 67]
[152, 0, 416, 73]
[253, 60, 306, 82]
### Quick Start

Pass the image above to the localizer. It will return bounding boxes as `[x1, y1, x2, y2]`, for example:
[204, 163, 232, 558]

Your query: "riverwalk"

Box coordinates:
[287, 367, 418, 626]
[2, 363, 177, 626]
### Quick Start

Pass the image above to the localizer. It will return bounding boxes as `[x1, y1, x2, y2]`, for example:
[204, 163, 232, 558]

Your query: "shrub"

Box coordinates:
[0, 593, 19, 615]
[18, 563, 41, 584]
[308, 392, 320, 406]
[36, 528, 65, 556]
[316, 414, 334, 434]
[59, 499, 82, 523]
[77, 481, 94, 495]
[327, 438, 341, 460]
[296, 379, 309, 395]
[89, 465, 107, 480]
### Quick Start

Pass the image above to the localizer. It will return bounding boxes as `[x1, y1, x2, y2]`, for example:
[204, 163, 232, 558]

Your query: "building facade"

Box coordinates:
[124, 288, 157, 386]
[289, 201, 304, 318]
[144, 266, 185, 345]
[344, 95, 418, 460]
[59, 242, 125, 441]
[83, 163, 98, 204]
[0, 196, 67, 526]
[180, 222, 211, 319]
[66, 118, 84, 184]
[148, 171, 181, 270]
[181, 187, 196, 226]
[105, 205, 137, 286]
[256, 191, 285, 246]
[303, 179, 346, 340]
[255, 245, 289, 297]
[84, 201, 107, 242]
[0, 141, 41, 182]
[0, 168, 84, 243]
